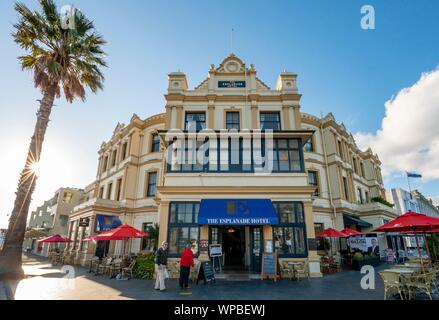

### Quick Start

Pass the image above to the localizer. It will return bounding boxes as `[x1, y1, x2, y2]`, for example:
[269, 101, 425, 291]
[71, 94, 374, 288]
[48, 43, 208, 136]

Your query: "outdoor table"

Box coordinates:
[385, 268, 415, 274]
[287, 262, 302, 280]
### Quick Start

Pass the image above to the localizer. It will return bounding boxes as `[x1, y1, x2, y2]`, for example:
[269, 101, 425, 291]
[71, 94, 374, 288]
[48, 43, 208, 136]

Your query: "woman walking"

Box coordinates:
[154, 241, 168, 292]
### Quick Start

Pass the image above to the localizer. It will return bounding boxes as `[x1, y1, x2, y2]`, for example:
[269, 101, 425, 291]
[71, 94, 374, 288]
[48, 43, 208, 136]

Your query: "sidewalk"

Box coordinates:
[10, 253, 432, 300]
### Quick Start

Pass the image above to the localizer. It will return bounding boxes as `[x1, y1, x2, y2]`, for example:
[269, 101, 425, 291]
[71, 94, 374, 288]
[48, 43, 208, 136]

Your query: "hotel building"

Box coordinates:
[67, 55, 396, 276]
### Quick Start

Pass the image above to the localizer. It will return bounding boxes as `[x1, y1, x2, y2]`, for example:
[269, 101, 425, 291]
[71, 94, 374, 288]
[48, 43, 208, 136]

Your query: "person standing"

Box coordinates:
[154, 241, 168, 291]
[179, 243, 194, 290]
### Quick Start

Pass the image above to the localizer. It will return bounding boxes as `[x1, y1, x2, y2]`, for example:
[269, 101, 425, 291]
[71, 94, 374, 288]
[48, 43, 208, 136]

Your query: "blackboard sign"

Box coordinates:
[196, 261, 216, 284]
[209, 244, 222, 257]
[261, 252, 278, 282]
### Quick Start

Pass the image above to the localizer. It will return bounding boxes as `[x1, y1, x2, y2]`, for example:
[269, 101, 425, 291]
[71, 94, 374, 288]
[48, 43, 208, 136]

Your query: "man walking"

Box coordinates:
[154, 241, 168, 292]
[179, 243, 194, 290]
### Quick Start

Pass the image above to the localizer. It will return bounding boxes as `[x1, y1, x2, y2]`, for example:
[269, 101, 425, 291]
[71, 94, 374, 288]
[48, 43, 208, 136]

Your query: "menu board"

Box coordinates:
[261, 252, 278, 281]
[196, 261, 216, 284]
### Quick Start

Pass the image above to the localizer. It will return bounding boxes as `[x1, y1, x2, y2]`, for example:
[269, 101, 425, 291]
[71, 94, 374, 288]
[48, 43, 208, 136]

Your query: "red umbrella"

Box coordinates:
[316, 228, 347, 238]
[91, 224, 148, 258]
[93, 224, 148, 240]
[373, 211, 439, 233]
[341, 228, 365, 236]
[373, 211, 439, 267]
[38, 234, 72, 243]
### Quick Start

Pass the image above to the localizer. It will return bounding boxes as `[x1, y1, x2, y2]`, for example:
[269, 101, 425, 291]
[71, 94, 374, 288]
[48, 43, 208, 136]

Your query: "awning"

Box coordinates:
[343, 214, 372, 228]
[198, 199, 279, 225]
[95, 214, 122, 232]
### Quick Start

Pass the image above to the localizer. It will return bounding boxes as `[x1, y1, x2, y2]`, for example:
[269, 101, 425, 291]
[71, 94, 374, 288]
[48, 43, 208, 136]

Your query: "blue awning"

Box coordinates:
[95, 214, 122, 232]
[198, 199, 279, 225]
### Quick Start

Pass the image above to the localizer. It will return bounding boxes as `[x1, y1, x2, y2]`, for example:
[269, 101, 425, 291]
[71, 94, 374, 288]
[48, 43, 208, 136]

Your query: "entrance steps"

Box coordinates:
[214, 272, 260, 281]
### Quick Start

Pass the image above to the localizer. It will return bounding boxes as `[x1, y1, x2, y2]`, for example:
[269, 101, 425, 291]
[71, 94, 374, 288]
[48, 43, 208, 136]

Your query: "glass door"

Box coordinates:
[251, 227, 263, 272]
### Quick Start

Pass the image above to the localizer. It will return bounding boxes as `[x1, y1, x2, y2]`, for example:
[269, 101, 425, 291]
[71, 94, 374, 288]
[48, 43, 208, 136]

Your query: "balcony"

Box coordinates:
[73, 197, 121, 212]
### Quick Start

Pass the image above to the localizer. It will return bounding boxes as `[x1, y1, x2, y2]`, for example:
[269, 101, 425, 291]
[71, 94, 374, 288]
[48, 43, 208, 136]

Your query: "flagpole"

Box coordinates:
[406, 172, 412, 198]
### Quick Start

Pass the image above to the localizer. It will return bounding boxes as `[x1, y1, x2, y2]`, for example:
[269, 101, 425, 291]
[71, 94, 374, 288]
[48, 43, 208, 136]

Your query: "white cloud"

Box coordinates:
[355, 67, 439, 180]
[430, 196, 439, 207]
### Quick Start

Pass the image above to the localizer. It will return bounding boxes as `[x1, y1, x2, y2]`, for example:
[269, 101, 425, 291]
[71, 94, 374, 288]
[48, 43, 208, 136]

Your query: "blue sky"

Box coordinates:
[1, 0, 439, 228]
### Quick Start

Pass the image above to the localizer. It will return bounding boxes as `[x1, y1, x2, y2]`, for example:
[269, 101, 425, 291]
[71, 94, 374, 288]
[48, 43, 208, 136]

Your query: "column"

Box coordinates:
[282, 106, 291, 130]
[165, 105, 172, 129]
[251, 103, 258, 129]
[293, 105, 301, 129]
[304, 201, 322, 277]
[175, 106, 184, 129]
[158, 201, 170, 245]
[208, 103, 215, 129]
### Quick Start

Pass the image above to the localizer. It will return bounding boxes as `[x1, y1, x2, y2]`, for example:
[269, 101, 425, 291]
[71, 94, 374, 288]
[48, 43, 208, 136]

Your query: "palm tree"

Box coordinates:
[0, 0, 107, 279]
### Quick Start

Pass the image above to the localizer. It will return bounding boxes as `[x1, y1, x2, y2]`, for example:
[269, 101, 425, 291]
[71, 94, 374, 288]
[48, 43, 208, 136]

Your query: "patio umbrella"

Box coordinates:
[341, 228, 365, 236]
[38, 234, 72, 243]
[316, 228, 347, 256]
[373, 211, 439, 267]
[92, 224, 148, 258]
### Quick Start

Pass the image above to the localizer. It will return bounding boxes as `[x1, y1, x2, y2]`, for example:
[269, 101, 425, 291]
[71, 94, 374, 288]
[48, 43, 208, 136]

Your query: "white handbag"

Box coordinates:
[163, 268, 169, 279]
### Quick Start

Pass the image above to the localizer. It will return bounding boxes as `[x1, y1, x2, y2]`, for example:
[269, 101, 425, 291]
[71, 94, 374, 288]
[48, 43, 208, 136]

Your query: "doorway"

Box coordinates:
[222, 226, 245, 269]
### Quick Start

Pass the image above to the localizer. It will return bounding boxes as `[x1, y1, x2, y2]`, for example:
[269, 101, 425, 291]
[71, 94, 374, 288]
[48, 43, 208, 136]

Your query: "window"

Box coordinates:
[304, 138, 314, 152]
[59, 215, 68, 228]
[99, 186, 104, 199]
[357, 187, 363, 204]
[62, 192, 73, 203]
[342, 177, 349, 201]
[353, 157, 358, 174]
[102, 156, 108, 173]
[151, 134, 160, 153]
[185, 112, 206, 131]
[337, 141, 344, 160]
[360, 162, 365, 178]
[308, 171, 319, 196]
[121, 142, 128, 161]
[314, 223, 326, 250]
[272, 202, 307, 257]
[111, 149, 117, 167]
[146, 172, 157, 197]
[226, 111, 240, 130]
[167, 137, 304, 173]
[272, 139, 303, 172]
[116, 178, 123, 201]
[260, 112, 281, 130]
[168, 202, 199, 256]
[107, 183, 113, 200]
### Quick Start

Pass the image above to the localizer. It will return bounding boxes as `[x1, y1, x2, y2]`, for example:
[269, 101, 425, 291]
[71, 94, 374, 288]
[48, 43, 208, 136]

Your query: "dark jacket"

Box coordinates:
[155, 247, 168, 266]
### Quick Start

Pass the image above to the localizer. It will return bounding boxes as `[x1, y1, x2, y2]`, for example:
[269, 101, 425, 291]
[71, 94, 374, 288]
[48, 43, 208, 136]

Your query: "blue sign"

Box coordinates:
[198, 199, 279, 225]
[95, 214, 122, 232]
[218, 81, 246, 88]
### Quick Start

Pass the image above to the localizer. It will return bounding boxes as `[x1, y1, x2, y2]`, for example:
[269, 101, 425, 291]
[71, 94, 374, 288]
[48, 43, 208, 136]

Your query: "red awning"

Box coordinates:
[38, 234, 72, 243]
[92, 224, 148, 241]
[341, 228, 365, 236]
[373, 211, 439, 233]
[316, 228, 347, 238]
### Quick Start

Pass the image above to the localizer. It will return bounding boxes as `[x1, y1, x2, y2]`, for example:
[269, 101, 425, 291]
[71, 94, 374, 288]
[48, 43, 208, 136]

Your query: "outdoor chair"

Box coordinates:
[294, 260, 310, 281]
[107, 258, 122, 278]
[95, 257, 112, 276]
[280, 261, 295, 280]
[121, 259, 136, 279]
[88, 256, 100, 273]
[403, 271, 436, 300]
[397, 250, 408, 264]
[379, 271, 406, 300]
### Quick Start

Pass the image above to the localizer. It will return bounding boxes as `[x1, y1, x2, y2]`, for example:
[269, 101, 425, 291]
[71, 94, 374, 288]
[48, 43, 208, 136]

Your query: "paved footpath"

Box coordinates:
[9, 254, 436, 300]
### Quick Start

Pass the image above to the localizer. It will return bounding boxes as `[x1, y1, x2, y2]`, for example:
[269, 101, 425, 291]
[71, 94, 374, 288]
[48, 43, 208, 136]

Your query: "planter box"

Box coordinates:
[352, 257, 380, 270]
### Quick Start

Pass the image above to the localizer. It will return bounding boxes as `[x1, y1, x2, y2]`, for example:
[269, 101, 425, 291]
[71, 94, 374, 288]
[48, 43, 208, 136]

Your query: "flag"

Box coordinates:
[407, 172, 422, 178]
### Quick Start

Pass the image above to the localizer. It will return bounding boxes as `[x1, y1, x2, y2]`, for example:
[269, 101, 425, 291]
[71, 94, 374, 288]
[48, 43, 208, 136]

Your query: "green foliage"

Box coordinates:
[352, 252, 365, 261]
[371, 196, 394, 208]
[423, 234, 439, 261]
[146, 223, 159, 242]
[133, 252, 155, 279]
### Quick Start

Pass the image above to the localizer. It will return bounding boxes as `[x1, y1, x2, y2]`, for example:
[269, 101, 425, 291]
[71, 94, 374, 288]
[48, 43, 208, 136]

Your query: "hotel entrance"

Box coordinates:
[209, 226, 263, 272]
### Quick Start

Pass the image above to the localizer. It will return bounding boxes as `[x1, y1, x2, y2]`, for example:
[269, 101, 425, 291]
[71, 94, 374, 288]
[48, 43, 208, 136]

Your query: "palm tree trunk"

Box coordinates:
[0, 84, 57, 280]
